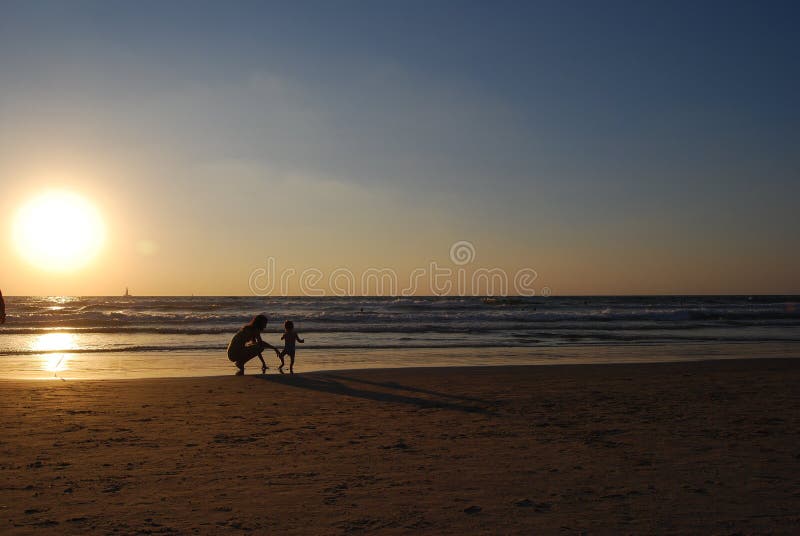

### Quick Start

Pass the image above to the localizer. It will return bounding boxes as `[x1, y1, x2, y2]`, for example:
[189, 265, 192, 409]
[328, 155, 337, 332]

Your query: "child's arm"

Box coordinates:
[281, 333, 285, 340]
[296, 333, 304, 343]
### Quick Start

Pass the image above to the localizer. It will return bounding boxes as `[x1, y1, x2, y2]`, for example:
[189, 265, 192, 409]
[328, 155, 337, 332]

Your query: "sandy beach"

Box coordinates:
[2, 358, 799, 534]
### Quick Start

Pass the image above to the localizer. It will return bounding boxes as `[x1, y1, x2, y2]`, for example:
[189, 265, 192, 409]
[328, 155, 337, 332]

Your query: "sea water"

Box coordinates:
[1, 295, 798, 379]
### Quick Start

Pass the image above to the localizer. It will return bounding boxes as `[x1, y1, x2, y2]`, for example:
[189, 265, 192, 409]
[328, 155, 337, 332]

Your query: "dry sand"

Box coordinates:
[1, 359, 799, 534]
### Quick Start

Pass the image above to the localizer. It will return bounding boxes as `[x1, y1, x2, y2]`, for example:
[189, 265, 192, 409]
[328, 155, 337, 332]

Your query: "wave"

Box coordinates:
[3, 296, 799, 357]
[4, 335, 800, 357]
[4, 318, 800, 336]
[6, 303, 800, 325]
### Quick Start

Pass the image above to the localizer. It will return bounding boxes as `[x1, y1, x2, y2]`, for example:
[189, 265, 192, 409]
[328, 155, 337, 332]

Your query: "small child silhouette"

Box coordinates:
[278, 320, 304, 374]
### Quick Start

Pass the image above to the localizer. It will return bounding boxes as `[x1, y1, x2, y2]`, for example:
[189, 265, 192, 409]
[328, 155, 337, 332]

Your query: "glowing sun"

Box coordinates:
[13, 190, 106, 272]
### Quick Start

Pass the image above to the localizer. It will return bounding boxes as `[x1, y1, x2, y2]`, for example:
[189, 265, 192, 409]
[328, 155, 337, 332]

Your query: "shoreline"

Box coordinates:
[2, 358, 799, 533]
[3, 353, 800, 384]
[3, 341, 800, 381]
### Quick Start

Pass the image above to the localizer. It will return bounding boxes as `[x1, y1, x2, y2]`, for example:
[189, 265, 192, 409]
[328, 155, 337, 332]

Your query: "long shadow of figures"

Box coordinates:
[258, 373, 490, 414]
[319, 373, 491, 405]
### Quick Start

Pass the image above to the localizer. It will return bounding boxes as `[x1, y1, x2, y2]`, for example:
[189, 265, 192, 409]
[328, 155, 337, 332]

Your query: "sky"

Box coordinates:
[1, 0, 798, 295]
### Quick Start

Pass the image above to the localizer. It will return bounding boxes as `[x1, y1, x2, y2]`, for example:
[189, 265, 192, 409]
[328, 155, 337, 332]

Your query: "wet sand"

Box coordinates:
[1, 359, 799, 534]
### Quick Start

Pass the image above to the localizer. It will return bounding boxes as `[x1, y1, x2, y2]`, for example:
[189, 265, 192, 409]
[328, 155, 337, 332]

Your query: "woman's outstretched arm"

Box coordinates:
[256, 332, 280, 354]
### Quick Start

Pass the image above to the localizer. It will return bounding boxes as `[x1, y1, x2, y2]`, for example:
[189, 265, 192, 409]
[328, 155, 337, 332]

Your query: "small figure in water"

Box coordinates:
[278, 320, 304, 374]
[227, 314, 279, 375]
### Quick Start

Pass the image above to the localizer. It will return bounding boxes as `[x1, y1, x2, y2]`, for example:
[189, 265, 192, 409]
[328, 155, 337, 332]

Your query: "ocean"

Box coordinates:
[1, 295, 799, 379]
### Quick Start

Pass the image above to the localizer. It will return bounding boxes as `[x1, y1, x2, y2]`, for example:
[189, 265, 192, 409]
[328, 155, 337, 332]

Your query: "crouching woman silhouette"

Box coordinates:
[227, 314, 279, 375]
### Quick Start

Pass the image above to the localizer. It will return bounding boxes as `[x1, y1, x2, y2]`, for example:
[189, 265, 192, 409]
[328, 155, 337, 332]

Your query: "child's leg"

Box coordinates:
[289, 353, 295, 374]
[278, 349, 286, 371]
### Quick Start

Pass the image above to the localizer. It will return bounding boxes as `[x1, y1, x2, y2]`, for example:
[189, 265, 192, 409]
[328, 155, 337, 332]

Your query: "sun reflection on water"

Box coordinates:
[31, 332, 77, 373]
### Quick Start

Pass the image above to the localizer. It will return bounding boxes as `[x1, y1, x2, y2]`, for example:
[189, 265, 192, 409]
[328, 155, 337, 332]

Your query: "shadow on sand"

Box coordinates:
[256, 373, 490, 414]
[320, 373, 491, 404]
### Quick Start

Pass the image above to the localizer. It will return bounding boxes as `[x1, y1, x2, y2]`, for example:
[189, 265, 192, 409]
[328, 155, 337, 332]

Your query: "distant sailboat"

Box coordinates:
[123, 287, 132, 297]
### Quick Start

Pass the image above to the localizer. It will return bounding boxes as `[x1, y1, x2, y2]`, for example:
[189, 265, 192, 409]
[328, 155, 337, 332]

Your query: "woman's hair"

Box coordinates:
[245, 314, 269, 331]
[284, 320, 294, 331]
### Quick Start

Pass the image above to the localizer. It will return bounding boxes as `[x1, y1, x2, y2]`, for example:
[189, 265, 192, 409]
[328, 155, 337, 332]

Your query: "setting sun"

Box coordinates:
[12, 190, 106, 272]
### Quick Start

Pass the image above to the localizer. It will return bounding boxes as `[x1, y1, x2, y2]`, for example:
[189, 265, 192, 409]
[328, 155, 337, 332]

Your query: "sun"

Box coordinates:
[13, 190, 106, 272]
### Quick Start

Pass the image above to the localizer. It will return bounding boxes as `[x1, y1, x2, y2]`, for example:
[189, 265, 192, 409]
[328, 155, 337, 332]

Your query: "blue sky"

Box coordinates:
[1, 1, 798, 294]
